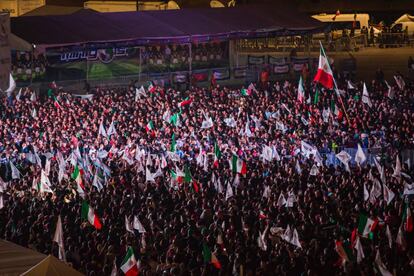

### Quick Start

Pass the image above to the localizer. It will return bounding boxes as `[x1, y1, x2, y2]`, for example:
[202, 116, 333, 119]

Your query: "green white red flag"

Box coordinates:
[314, 44, 334, 90]
[145, 121, 155, 137]
[178, 97, 192, 108]
[230, 154, 247, 175]
[81, 201, 102, 230]
[121, 246, 139, 276]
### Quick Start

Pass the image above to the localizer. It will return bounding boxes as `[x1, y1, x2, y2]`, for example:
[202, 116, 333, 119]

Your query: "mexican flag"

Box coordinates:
[213, 143, 221, 168]
[313, 44, 334, 90]
[81, 201, 102, 230]
[72, 165, 85, 196]
[230, 154, 247, 175]
[170, 169, 184, 184]
[241, 88, 251, 96]
[53, 96, 61, 109]
[402, 205, 413, 232]
[178, 97, 192, 108]
[358, 214, 378, 238]
[145, 121, 155, 137]
[202, 243, 221, 269]
[147, 81, 156, 93]
[121, 246, 139, 276]
[170, 133, 176, 152]
[72, 165, 84, 187]
[297, 76, 305, 103]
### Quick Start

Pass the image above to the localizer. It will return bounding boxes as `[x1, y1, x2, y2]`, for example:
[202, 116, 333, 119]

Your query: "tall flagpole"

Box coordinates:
[318, 41, 350, 124]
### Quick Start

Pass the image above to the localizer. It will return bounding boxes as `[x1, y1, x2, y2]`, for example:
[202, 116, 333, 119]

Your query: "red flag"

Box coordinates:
[192, 180, 199, 193]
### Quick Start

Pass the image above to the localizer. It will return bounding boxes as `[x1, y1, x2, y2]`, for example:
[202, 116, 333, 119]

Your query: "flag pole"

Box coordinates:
[318, 41, 350, 124]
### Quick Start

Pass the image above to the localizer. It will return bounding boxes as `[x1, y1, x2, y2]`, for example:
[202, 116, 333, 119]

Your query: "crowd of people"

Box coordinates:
[0, 68, 413, 276]
[11, 52, 47, 82]
[142, 43, 227, 72]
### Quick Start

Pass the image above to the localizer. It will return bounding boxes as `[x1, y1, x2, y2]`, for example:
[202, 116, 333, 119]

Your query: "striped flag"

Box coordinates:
[121, 246, 139, 276]
[81, 201, 102, 230]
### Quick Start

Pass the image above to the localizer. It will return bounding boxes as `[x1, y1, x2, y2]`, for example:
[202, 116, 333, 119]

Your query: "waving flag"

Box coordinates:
[297, 76, 305, 103]
[314, 44, 334, 89]
[121, 247, 139, 276]
[178, 97, 192, 108]
[81, 201, 102, 230]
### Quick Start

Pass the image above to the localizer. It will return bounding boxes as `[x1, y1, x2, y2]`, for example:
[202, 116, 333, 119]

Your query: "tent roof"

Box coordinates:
[11, 5, 323, 49]
[395, 14, 414, 23]
[21, 255, 84, 276]
[21, 5, 84, 16]
[0, 239, 46, 276]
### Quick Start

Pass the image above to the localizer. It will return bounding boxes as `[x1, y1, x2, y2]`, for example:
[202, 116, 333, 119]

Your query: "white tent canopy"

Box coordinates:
[395, 14, 414, 23]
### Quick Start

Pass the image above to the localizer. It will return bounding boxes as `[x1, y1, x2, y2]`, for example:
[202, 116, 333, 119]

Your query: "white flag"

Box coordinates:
[257, 229, 268, 251]
[201, 116, 214, 129]
[107, 121, 117, 137]
[363, 183, 370, 201]
[290, 228, 302, 248]
[309, 164, 319, 176]
[385, 80, 394, 99]
[9, 161, 20, 179]
[224, 117, 237, 128]
[31, 108, 37, 118]
[145, 167, 155, 182]
[353, 236, 365, 263]
[133, 216, 146, 233]
[347, 80, 355, 90]
[125, 216, 135, 234]
[386, 225, 392, 248]
[53, 215, 66, 261]
[40, 170, 54, 194]
[295, 160, 302, 175]
[394, 75, 405, 90]
[44, 158, 51, 176]
[403, 182, 414, 195]
[355, 144, 366, 165]
[277, 193, 286, 207]
[30, 91, 37, 102]
[92, 172, 105, 192]
[336, 150, 351, 172]
[282, 225, 301, 248]
[286, 191, 296, 207]
[225, 182, 233, 201]
[5, 74, 16, 94]
[0, 194, 3, 209]
[135, 86, 146, 101]
[262, 185, 271, 198]
[99, 122, 107, 137]
[383, 184, 395, 206]
[16, 88, 22, 101]
[244, 117, 253, 137]
[375, 250, 393, 276]
[262, 146, 273, 162]
[362, 82, 372, 108]
[392, 155, 401, 180]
